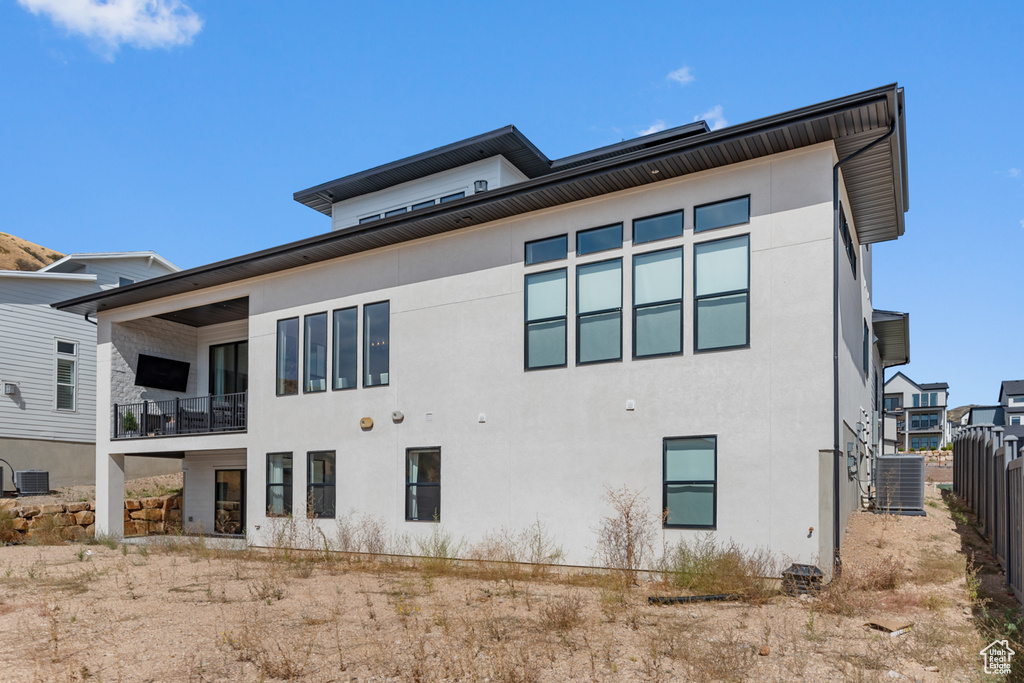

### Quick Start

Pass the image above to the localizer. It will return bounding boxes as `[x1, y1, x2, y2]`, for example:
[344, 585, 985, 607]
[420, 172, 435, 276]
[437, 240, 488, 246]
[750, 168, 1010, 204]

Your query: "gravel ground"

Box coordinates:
[0, 485, 1000, 682]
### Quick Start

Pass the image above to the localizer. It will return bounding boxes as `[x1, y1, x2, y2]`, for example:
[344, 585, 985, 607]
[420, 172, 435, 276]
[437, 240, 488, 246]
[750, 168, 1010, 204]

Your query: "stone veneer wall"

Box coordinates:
[0, 494, 182, 543]
[111, 317, 199, 406]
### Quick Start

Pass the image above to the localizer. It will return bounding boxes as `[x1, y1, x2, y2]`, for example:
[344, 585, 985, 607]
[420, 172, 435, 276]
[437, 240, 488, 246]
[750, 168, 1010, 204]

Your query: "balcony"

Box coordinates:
[113, 392, 246, 439]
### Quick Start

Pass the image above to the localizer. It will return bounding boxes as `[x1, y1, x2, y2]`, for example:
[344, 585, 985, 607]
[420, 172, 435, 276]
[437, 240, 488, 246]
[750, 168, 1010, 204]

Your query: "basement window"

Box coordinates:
[663, 436, 716, 528]
[406, 447, 441, 521]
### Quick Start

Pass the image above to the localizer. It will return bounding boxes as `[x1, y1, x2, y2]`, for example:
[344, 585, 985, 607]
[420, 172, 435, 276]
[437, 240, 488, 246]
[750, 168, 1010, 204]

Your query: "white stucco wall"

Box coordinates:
[96, 143, 883, 572]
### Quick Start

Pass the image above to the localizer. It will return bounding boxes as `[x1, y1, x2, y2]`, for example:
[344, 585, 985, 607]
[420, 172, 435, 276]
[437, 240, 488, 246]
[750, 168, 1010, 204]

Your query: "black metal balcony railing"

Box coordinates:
[113, 392, 246, 439]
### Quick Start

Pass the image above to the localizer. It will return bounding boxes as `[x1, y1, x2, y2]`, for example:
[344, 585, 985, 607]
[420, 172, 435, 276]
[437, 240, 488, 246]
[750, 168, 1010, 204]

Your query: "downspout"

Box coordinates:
[831, 121, 897, 577]
[84, 313, 97, 326]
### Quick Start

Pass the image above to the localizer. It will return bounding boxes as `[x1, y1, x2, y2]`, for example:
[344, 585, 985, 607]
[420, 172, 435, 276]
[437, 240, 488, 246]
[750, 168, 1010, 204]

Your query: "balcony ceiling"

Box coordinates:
[153, 297, 248, 328]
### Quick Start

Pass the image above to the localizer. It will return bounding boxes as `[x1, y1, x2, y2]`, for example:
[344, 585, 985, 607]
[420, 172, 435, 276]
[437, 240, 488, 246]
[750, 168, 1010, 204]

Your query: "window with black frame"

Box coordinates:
[332, 307, 358, 390]
[633, 247, 683, 357]
[266, 452, 292, 516]
[406, 447, 440, 521]
[363, 302, 390, 387]
[307, 451, 336, 518]
[209, 341, 248, 395]
[304, 312, 327, 393]
[524, 269, 567, 369]
[663, 436, 716, 528]
[276, 318, 298, 395]
[576, 258, 622, 364]
[694, 235, 749, 351]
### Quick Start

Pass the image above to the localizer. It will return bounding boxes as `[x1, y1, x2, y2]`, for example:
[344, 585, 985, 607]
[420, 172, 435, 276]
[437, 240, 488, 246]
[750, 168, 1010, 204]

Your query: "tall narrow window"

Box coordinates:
[577, 259, 622, 364]
[862, 321, 870, 377]
[525, 269, 567, 369]
[307, 451, 336, 518]
[694, 196, 749, 233]
[633, 248, 683, 357]
[663, 436, 716, 528]
[694, 235, 749, 351]
[266, 452, 292, 516]
[210, 341, 248, 395]
[332, 307, 358, 390]
[363, 301, 390, 387]
[406, 447, 440, 521]
[55, 340, 77, 411]
[839, 205, 856, 276]
[276, 318, 299, 395]
[304, 312, 327, 393]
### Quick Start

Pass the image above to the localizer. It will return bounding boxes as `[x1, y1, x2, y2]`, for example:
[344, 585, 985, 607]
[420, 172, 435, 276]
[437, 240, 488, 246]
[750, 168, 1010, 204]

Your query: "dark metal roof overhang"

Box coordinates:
[54, 84, 909, 318]
[873, 309, 910, 368]
[293, 126, 553, 214]
[153, 297, 248, 327]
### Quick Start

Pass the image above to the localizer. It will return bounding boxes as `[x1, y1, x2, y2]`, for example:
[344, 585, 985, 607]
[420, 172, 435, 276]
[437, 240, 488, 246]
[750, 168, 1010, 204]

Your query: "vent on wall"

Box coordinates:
[874, 455, 925, 516]
[14, 470, 49, 496]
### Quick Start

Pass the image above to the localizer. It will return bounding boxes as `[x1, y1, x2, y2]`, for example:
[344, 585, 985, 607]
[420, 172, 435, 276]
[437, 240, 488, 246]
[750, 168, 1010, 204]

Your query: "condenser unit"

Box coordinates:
[874, 455, 925, 515]
[14, 470, 49, 496]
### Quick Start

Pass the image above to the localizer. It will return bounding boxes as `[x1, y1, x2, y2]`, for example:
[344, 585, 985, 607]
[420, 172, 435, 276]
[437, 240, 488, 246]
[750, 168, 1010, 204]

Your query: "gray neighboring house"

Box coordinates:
[1000, 380, 1024, 427]
[0, 252, 181, 491]
[58, 84, 910, 578]
[883, 372, 950, 451]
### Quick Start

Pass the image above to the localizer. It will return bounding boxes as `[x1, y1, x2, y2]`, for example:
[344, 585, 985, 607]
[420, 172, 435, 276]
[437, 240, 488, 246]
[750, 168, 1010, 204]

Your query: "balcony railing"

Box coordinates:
[113, 392, 246, 439]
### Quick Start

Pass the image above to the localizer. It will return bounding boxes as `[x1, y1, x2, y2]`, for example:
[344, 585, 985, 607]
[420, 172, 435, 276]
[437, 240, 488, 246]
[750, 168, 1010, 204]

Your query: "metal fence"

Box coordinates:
[112, 392, 246, 439]
[952, 425, 1022, 602]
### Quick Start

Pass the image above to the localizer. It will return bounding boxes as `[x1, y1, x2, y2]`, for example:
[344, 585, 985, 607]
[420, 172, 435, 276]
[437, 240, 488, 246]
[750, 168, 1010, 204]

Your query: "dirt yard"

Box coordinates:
[0, 484, 1013, 682]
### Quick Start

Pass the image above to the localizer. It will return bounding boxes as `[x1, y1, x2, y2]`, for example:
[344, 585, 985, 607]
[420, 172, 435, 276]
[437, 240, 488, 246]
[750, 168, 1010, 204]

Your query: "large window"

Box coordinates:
[862, 321, 870, 377]
[276, 318, 299, 396]
[663, 436, 716, 528]
[576, 224, 622, 256]
[210, 341, 248, 395]
[363, 301, 390, 387]
[633, 248, 682, 358]
[332, 307, 358, 390]
[304, 313, 328, 393]
[525, 269, 567, 369]
[694, 235, 749, 351]
[633, 210, 683, 245]
[406, 447, 441, 522]
[307, 451, 336, 518]
[576, 259, 622, 364]
[694, 196, 749, 233]
[839, 205, 857, 276]
[266, 452, 292, 517]
[525, 235, 567, 265]
[55, 340, 77, 411]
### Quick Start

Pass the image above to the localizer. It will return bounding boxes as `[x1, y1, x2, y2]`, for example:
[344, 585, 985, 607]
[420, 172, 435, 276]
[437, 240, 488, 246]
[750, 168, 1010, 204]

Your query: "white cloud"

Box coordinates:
[695, 105, 727, 130]
[638, 120, 666, 136]
[667, 66, 694, 85]
[1009, 168, 1022, 179]
[1020, 219, 1024, 230]
[18, 0, 202, 54]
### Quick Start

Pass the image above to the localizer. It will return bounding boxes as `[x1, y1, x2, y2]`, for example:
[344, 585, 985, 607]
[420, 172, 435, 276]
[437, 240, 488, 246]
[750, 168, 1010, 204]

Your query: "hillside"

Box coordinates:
[0, 232, 64, 271]
[948, 405, 975, 423]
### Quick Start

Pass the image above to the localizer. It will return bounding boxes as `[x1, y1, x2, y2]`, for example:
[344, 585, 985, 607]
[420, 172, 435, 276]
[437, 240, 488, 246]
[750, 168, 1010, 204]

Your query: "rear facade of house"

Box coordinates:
[59, 85, 910, 577]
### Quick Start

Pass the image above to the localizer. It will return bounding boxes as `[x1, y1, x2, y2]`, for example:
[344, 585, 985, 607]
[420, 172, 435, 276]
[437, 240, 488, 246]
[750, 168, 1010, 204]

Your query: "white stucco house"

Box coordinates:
[56, 84, 911, 577]
[0, 252, 181, 490]
[882, 372, 950, 452]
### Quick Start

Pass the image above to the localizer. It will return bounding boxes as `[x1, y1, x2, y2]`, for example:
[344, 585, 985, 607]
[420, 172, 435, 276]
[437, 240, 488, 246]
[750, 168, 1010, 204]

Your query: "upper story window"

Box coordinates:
[210, 341, 248, 395]
[412, 199, 436, 210]
[694, 234, 749, 351]
[576, 259, 622, 364]
[1009, 396, 1024, 406]
[525, 235, 567, 265]
[694, 196, 749, 233]
[303, 313, 328, 393]
[55, 340, 77, 411]
[576, 224, 622, 256]
[884, 396, 902, 412]
[839, 205, 857, 277]
[439, 192, 465, 203]
[385, 207, 408, 217]
[912, 392, 939, 407]
[118, 277, 134, 287]
[524, 269, 567, 369]
[275, 318, 299, 396]
[633, 247, 683, 358]
[332, 307, 358, 390]
[862, 321, 870, 377]
[363, 301, 390, 387]
[359, 215, 380, 225]
[633, 210, 683, 245]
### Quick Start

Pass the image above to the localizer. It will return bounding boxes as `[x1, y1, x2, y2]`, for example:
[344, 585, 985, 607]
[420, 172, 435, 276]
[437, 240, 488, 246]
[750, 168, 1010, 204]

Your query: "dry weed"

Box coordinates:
[538, 591, 585, 632]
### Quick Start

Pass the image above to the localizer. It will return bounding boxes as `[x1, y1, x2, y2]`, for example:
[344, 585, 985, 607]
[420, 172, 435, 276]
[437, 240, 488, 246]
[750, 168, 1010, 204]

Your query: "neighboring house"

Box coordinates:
[1000, 380, 1024, 427]
[882, 372, 950, 451]
[0, 253, 181, 490]
[57, 84, 910, 578]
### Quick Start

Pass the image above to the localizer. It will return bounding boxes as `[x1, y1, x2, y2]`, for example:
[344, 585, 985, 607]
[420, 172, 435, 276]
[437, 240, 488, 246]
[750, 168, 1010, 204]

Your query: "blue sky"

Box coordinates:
[1, 1, 1021, 406]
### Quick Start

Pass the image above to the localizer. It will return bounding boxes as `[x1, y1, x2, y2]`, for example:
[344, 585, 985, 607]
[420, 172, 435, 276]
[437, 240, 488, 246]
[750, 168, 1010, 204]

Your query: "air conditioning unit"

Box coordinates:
[874, 455, 925, 516]
[14, 470, 49, 496]
[3, 382, 16, 396]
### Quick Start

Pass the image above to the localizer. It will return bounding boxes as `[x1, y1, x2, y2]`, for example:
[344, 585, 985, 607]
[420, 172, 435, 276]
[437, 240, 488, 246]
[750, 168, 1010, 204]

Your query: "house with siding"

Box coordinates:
[0, 253, 180, 490]
[882, 372, 951, 451]
[56, 84, 910, 577]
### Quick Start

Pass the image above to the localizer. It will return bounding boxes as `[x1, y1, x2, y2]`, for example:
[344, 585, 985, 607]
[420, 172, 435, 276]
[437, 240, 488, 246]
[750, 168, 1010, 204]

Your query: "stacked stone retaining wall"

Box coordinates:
[0, 494, 182, 543]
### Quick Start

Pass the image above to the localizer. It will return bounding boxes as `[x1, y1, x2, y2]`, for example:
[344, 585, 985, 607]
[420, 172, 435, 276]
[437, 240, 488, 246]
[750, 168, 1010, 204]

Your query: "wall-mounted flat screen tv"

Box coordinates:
[134, 354, 190, 392]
